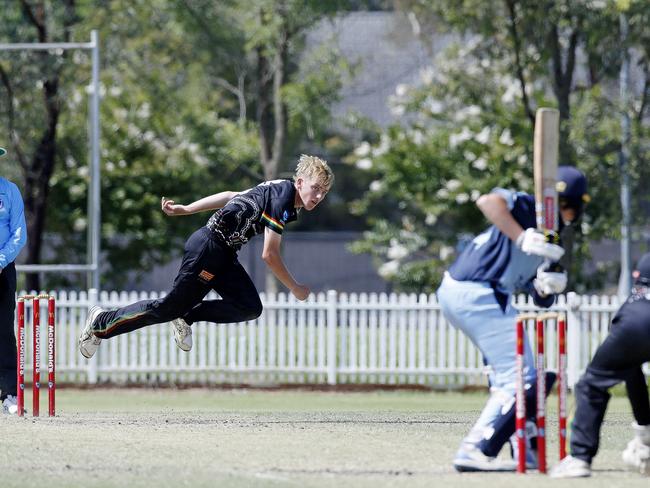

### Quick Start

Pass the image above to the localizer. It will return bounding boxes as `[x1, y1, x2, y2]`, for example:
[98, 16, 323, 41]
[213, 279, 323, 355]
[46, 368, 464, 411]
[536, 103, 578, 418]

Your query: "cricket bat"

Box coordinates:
[533, 108, 560, 232]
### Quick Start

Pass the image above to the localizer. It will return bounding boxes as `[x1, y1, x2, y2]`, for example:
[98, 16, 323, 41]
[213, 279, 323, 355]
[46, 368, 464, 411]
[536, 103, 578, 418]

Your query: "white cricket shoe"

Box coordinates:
[453, 445, 517, 472]
[2, 395, 18, 415]
[549, 455, 591, 478]
[79, 306, 104, 359]
[172, 317, 192, 352]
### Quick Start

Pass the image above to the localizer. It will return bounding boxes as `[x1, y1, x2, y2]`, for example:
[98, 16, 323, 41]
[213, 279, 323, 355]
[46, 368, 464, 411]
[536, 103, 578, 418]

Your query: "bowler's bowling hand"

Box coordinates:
[161, 197, 188, 216]
[291, 284, 310, 301]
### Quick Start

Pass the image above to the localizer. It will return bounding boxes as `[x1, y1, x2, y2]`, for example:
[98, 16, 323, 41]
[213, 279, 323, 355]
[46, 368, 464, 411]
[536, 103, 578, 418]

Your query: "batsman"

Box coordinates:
[437, 109, 590, 471]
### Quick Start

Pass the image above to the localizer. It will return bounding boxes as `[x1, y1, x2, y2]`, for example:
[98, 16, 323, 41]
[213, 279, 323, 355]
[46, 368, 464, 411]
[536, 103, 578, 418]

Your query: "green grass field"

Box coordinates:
[1, 388, 648, 488]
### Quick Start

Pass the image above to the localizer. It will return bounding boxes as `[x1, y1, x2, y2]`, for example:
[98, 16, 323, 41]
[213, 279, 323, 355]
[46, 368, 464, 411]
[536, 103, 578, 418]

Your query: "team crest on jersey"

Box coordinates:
[282, 210, 289, 223]
[198, 269, 215, 283]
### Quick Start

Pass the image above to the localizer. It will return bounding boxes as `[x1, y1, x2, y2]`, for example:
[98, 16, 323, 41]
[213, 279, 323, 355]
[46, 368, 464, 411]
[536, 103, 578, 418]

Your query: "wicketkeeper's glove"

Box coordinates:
[622, 423, 650, 475]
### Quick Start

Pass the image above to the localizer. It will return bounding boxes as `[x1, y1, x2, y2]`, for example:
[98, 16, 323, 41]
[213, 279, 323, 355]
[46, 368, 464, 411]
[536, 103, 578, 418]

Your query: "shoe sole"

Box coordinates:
[550, 471, 591, 478]
[79, 307, 103, 358]
[176, 338, 192, 352]
[453, 461, 517, 472]
[549, 459, 592, 478]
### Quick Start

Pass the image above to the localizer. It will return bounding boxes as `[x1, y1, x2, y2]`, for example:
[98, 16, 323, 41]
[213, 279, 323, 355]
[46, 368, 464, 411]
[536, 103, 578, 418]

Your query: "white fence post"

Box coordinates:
[86, 288, 99, 384]
[566, 291, 582, 388]
[326, 289, 338, 385]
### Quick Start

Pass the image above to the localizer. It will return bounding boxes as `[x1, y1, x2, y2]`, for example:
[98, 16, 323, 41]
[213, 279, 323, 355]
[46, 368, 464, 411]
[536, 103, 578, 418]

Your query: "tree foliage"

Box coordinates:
[350, 0, 650, 293]
[48, 0, 262, 287]
[0, 0, 355, 289]
[0, 0, 83, 290]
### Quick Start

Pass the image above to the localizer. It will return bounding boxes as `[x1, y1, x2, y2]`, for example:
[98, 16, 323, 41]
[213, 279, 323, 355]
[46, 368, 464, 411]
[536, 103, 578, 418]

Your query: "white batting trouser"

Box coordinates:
[437, 272, 536, 448]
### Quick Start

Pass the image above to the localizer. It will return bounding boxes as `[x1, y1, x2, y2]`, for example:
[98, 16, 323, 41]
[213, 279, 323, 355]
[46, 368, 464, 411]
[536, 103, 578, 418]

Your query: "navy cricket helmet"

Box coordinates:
[556, 165, 589, 213]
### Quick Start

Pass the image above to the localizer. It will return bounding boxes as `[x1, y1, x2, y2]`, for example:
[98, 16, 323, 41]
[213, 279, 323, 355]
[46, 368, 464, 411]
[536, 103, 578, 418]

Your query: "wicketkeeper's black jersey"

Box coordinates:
[206, 179, 299, 251]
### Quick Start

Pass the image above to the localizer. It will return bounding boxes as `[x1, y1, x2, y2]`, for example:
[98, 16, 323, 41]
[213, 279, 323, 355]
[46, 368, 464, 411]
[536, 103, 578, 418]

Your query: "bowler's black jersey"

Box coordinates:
[206, 179, 299, 251]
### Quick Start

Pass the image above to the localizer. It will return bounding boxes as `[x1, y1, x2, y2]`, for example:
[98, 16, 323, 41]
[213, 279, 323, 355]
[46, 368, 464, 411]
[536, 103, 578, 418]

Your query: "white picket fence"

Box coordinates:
[15, 289, 632, 388]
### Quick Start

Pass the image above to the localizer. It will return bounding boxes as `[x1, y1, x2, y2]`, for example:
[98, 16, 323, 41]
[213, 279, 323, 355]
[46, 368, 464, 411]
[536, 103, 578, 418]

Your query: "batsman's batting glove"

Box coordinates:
[533, 261, 568, 297]
[516, 228, 564, 262]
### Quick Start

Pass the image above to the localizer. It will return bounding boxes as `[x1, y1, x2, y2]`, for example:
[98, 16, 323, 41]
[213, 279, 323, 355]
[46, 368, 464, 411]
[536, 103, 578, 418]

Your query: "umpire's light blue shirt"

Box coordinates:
[0, 177, 27, 268]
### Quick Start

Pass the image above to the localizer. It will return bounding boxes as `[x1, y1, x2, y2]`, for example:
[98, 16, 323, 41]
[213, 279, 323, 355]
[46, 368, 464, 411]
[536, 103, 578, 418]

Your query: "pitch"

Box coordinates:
[0, 388, 647, 488]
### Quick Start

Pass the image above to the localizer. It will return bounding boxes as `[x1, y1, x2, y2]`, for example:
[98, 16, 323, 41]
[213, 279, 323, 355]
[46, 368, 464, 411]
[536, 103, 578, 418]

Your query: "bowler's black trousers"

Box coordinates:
[0, 262, 17, 398]
[93, 227, 262, 338]
[570, 296, 650, 462]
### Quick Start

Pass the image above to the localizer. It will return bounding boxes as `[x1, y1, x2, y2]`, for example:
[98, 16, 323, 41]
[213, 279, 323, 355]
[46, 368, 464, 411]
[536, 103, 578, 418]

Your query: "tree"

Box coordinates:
[173, 0, 350, 178]
[50, 0, 262, 288]
[0, 1, 81, 291]
[172, 0, 354, 291]
[1, 0, 356, 290]
[350, 0, 650, 292]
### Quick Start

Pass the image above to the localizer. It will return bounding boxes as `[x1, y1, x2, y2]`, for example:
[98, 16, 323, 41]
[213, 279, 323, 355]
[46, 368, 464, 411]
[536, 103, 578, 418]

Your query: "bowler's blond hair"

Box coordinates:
[293, 154, 334, 190]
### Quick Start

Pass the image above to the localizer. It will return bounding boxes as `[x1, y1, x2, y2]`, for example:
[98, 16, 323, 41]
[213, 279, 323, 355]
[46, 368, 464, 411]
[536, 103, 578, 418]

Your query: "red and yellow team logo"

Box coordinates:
[198, 270, 215, 282]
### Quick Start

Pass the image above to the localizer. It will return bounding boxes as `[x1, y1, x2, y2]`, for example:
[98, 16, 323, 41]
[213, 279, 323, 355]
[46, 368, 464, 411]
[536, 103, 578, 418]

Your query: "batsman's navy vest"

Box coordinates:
[449, 189, 540, 295]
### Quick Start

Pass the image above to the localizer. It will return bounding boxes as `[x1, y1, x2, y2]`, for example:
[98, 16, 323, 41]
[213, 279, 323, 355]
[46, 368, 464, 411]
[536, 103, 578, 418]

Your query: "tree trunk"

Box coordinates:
[256, 5, 290, 294]
[24, 79, 60, 291]
[14, 2, 71, 291]
[547, 23, 579, 166]
[504, 0, 535, 125]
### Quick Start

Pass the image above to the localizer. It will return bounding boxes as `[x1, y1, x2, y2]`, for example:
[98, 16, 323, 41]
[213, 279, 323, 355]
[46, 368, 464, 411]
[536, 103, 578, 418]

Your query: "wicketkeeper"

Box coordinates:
[437, 166, 589, 472]
[551, 253, 650, 478]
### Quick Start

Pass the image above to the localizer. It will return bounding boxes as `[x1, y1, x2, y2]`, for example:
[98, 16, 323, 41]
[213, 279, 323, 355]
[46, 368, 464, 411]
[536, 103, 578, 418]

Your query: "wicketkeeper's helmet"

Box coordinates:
[633, 253, 650, 286]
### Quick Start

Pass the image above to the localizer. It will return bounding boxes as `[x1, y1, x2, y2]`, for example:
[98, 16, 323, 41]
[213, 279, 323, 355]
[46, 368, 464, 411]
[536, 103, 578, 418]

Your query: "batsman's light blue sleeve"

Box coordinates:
[0, 180, 27, 268]
[491, 187, 516, 210]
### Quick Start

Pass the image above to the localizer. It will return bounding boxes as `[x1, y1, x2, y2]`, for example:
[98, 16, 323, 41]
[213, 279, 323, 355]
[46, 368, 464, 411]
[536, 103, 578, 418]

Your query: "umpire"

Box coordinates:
[0, 147, 28, 415]
[551, 252, 650, 477]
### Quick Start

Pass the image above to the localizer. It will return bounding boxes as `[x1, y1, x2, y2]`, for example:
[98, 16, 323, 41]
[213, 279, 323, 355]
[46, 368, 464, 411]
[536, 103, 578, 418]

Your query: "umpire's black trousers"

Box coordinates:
[570, 298, 650, 462]
[93, 227, 263, 338]
[0, 262, 17, 398]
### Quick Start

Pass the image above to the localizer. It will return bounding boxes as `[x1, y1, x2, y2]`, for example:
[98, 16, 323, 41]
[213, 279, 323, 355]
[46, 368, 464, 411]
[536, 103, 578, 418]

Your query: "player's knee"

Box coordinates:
[574, 372, 594, 393]
[246, 305, 263, 321]
[241, 297, 263, 321]
[248, 302, 263, 320]
[576, 371, 613, 408]
[150, 299, 178, 321]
